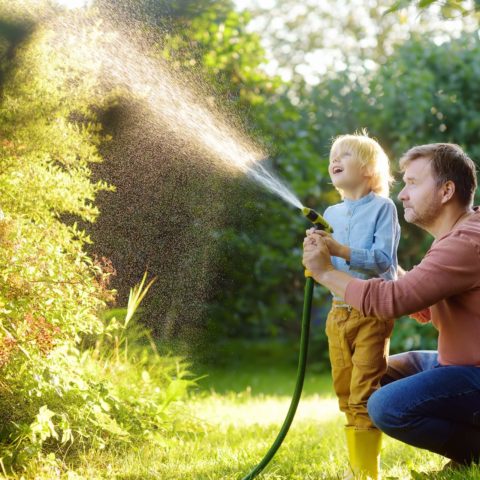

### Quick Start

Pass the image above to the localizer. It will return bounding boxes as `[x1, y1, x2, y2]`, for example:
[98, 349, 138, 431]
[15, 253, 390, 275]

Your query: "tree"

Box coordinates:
[81, 0, 287, 351]
[0, 3, 196, 472]
[386, 0, 480, 18]
[238, 0, 478, 84]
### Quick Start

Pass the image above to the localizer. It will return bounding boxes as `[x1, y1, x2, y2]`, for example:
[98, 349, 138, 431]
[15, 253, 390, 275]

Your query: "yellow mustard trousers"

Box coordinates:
[326, 301, 394, 429]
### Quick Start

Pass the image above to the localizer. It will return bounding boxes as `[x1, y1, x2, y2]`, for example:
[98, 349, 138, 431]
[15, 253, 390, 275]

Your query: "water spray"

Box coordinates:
[26, 8, 334, 475]
[241, 207, 333, 480]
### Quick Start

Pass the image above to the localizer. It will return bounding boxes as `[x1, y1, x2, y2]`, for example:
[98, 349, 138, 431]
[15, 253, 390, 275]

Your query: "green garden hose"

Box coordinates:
[240, 275, 314, 480]
[240, 208, 332, 480]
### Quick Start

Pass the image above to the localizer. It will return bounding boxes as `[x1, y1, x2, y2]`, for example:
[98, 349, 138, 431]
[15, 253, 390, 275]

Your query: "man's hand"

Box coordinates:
[307, 229, 351, 260]
[303, 230, 335, 280]
[302, 229, 353, 298]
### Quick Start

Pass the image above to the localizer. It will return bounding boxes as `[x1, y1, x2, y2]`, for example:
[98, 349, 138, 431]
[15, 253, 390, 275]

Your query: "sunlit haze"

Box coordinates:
[46, 9, 303, 209]
[55, 0, 90, 7]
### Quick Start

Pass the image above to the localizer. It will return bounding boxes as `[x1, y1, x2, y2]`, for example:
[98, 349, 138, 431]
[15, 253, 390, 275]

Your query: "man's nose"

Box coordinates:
[397, 186, 407, 201]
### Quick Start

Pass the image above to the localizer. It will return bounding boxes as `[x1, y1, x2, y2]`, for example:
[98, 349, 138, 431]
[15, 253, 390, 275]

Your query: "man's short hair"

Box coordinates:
[399, 143, 478, 206]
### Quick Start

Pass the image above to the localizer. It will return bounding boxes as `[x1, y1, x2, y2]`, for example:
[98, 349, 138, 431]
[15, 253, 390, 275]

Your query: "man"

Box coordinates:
[303, 143, 480, 468]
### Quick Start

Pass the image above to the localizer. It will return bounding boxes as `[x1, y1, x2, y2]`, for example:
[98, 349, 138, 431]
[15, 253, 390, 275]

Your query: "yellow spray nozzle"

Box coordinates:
[301, 207, 333, 233]
[302, 206, 333, 278]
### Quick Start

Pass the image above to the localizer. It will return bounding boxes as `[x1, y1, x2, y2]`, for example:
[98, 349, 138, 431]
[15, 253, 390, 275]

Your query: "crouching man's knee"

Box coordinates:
[367, 387, 404, 435]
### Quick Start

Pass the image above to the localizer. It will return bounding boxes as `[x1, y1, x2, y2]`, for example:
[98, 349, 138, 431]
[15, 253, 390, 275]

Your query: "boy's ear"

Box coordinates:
[362, 166, 373, 178]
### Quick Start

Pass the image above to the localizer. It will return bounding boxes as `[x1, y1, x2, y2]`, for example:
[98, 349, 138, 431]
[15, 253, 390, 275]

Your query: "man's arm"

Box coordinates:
[314, 269, 353, 298]
[304, 230, 480, 319]
[396, 265, 431, 322]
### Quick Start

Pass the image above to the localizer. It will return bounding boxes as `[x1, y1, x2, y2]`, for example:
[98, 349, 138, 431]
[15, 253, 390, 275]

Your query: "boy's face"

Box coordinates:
[329, 146, 368, 191]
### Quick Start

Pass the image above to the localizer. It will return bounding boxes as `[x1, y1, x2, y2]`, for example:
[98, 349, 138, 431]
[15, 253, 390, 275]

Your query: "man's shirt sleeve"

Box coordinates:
[345, 231, 480, 319]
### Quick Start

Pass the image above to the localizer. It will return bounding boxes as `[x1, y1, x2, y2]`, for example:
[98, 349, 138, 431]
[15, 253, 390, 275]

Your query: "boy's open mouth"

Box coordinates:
[332, 166, 344, 174]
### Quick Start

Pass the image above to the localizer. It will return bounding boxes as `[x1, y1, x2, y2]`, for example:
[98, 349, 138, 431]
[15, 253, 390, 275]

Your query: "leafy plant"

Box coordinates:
[0, 4, 197, 473]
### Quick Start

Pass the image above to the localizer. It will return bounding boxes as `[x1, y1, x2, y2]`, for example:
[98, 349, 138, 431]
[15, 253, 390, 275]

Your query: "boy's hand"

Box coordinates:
[306, 229, 350, 260]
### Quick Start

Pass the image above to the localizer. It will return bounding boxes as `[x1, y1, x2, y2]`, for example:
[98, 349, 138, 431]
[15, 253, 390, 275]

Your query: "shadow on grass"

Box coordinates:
[191, 338, 334, 397]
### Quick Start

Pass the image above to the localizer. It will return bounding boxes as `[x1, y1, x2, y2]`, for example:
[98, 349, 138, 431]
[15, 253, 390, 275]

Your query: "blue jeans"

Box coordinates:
[367, 351, 480, 464]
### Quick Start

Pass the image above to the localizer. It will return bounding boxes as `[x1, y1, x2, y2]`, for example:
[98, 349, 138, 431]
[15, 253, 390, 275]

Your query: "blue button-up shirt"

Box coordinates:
[323, 192, 400, 298]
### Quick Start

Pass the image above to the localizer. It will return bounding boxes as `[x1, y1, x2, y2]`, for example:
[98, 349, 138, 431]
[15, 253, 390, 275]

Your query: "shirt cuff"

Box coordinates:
[344, 278, 367, 313]
[348, 247, 367, 269]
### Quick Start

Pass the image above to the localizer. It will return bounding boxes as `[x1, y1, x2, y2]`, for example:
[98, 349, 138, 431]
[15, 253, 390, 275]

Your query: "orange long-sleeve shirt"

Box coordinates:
[345, 209, 480, 366]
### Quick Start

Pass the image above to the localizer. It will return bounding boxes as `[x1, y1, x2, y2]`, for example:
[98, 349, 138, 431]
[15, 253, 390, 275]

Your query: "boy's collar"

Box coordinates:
[343, 191, 376, 207]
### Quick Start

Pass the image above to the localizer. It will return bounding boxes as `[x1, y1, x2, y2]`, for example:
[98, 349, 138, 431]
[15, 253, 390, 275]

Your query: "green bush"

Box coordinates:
[0, 5, 197, 473]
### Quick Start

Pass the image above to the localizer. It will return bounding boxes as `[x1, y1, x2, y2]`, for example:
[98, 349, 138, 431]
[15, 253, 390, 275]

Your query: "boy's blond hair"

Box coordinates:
[330, 131, 393, 198]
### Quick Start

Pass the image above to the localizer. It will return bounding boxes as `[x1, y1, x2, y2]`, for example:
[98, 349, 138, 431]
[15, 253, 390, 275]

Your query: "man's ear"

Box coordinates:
[441, 180, 456, 204]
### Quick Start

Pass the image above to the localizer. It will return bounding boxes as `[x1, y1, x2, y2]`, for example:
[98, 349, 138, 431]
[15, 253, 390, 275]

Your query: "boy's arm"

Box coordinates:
[347, 202, 399, 275]
[318, 207, 350, 257]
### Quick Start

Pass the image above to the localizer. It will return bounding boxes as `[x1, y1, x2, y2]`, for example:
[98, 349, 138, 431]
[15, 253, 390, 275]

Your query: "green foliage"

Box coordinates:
[0, 304, 195, 473]
[0, 1, 478, 476]
[82, 1, 476, 356]
[366, 32, 480, 162]
[385, 0, 480, 18]
[94, 0, 235, 26]
[241, 0, 478, 85]
[15, 352, 479, 479]
[84, 1, 285, 347]
[0, 1, 111, 391]
[203, 23, 480, 354]
[0, 4, 196, 473]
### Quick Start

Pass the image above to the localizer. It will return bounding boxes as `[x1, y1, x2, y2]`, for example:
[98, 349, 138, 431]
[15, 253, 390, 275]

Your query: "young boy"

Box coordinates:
[317, 132, 400, 479]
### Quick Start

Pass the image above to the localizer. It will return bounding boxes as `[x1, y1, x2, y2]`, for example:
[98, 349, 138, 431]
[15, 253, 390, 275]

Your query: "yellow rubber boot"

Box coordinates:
[344, 426, 356, 480]
[345, 427, 382, 480]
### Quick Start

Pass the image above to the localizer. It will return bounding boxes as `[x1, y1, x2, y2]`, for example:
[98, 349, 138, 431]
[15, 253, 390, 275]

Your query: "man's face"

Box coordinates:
[398, 157, 442, 227]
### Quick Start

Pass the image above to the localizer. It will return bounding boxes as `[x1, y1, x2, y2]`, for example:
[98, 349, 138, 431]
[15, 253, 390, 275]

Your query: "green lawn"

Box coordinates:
[14, 341, 480, 479]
